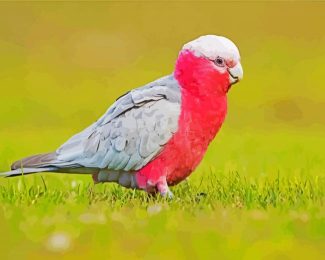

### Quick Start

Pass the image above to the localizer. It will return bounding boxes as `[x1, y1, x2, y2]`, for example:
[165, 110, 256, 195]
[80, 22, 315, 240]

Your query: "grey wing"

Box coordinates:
[55, 74, 181, 171]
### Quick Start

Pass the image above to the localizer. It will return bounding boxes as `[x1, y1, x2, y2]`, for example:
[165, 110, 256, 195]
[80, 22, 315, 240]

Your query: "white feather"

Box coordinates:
[182, 35, 240, 62]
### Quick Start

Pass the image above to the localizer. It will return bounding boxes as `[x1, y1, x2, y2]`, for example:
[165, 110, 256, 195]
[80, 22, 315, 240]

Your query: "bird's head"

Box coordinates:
[175, 35, 243, 96]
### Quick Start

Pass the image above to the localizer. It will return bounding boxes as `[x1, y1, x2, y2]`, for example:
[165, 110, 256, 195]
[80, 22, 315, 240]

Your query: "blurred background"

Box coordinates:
[0, 1, 324, 175]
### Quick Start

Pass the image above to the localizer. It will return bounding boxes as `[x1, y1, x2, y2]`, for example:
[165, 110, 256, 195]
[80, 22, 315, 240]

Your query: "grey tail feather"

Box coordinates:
[11, 152, 58, 170]
[5, 152, 98, 177]
[0, 167, 59, 178]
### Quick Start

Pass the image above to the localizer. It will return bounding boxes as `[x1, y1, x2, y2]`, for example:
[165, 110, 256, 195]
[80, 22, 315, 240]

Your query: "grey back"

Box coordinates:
[55, 75, 182, 171]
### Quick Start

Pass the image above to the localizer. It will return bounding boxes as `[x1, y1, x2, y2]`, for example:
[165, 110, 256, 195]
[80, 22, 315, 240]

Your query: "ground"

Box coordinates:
[0, 130, 324, 259]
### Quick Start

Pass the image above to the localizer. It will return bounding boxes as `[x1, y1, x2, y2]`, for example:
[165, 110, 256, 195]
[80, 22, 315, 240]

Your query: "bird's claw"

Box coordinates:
[155, 177, 174, 199]
[160, 189, 174, 199]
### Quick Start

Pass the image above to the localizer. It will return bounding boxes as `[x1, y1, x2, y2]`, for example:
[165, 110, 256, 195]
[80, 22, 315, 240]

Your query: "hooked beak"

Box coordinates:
[228, 62, 243, 85]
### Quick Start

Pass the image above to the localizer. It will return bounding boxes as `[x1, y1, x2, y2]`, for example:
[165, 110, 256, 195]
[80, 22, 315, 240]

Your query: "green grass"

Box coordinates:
[0, 131, 324, 259]
[0, 174, 323, 259]
[1, 172, 323, 211]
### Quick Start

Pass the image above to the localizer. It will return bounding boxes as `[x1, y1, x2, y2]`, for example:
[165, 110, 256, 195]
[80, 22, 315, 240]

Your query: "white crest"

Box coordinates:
[182, 35, 241, 62]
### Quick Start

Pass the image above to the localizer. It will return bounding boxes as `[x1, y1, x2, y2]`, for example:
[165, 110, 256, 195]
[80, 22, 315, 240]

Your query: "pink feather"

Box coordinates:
[136, 50, 229, 189]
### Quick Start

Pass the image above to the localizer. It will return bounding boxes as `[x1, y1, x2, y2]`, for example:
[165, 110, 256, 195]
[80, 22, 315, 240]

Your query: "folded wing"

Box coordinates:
[56, 75, 181, 171]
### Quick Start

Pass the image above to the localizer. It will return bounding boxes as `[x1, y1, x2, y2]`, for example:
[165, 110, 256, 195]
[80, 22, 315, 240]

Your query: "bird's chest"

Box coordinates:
[166, 94, 227, 185]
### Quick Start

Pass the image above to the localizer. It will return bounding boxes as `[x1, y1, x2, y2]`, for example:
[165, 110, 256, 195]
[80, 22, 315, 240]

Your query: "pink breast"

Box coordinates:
[137, 51, 229, 188]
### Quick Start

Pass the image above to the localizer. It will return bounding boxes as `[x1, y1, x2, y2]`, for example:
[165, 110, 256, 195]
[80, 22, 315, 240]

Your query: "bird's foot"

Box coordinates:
[160, 189, 174, 199]
[156, 177, 173, 199]
[92, 172, 100, 184]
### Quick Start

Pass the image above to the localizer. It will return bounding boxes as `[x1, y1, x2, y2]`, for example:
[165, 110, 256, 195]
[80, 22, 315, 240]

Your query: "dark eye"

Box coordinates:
[214, 57, 225, 67]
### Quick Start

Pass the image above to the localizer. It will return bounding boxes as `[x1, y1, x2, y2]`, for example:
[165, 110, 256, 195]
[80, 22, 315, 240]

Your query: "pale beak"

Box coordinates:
[228, 62, 243, 85]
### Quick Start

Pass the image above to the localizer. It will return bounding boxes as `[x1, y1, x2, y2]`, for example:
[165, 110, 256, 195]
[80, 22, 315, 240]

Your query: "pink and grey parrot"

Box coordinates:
[1, 35, 243, 198]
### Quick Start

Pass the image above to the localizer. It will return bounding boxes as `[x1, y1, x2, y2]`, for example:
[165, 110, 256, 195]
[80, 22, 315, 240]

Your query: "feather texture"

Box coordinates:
[7, 75, 181, 176]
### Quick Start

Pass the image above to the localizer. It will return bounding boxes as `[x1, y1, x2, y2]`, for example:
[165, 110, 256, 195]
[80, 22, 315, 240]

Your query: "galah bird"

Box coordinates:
[1, 35, 243, 198]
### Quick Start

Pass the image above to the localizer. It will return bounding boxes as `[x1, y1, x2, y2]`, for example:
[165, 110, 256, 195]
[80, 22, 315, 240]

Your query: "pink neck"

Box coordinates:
[173, 50, 229, 143]
[174, 50, 230, 97]
[173, 50, 229, 151]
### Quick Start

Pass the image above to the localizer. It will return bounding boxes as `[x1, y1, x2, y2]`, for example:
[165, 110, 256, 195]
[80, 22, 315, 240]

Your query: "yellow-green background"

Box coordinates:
[0, 2, 324, 259]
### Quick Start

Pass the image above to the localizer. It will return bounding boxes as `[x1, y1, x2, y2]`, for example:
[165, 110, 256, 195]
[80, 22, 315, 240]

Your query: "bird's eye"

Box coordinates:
[214, 57, 225, 67]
